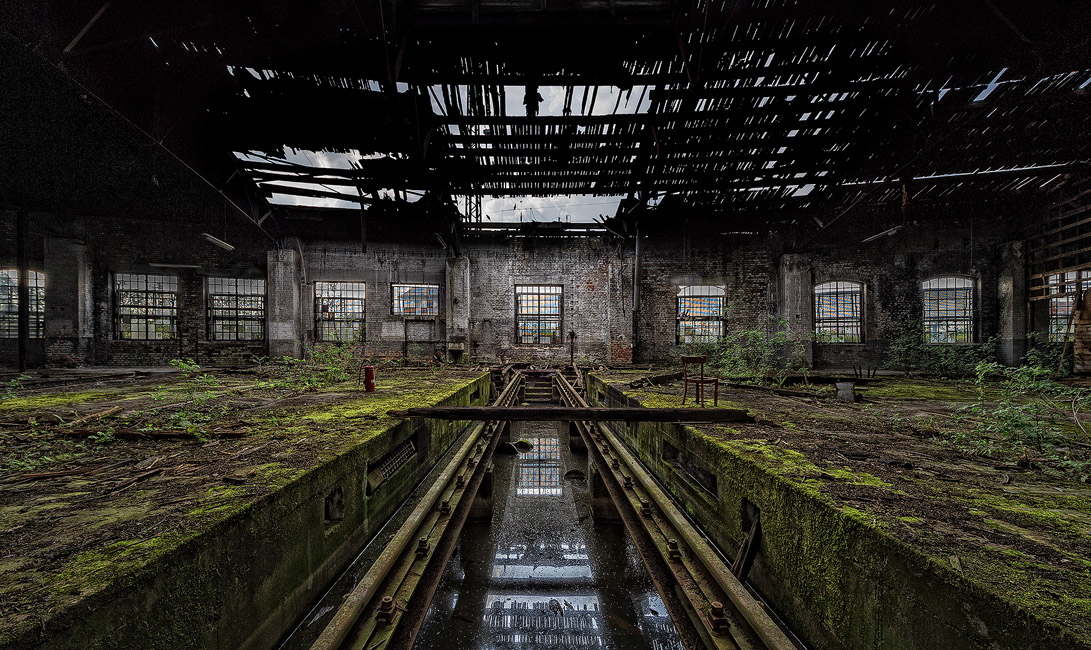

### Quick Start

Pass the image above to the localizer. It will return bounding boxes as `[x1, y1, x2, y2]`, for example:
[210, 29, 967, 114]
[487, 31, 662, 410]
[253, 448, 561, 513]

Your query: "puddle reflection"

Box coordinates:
[416, 420, 683, 650]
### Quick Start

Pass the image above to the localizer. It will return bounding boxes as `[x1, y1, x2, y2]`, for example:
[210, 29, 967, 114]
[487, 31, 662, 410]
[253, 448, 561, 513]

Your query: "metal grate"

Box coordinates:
[115, 273, 177, 340]
[922, 276, 973, 344]
[367, 438, 417, 492]
[676, 285, 725, 343]
[515, 285, 562, 345]
[814, 281, 863, 343]
[392, 283, 439, 317]
[208, 277, 265, 341]
[0, 270, 44, 339]
[315, 281, 366, 342]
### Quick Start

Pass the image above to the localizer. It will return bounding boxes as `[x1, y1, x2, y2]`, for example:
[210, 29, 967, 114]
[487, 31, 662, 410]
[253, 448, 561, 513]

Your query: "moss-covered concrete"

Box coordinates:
[0, 371, 490, 650]
[587, 370, 1091, 650]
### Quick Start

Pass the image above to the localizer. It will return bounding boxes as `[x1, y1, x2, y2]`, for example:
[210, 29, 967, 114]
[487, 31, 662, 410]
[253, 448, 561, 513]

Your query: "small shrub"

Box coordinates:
[1, 374, 30, 400]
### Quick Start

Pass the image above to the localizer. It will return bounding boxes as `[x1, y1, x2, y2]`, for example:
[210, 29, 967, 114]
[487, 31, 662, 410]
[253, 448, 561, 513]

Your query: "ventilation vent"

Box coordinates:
[367, 438, 417, 493]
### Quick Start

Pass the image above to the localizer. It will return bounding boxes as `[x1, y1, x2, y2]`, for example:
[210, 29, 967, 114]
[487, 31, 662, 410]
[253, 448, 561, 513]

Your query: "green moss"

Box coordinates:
[863, 378, 980, 402]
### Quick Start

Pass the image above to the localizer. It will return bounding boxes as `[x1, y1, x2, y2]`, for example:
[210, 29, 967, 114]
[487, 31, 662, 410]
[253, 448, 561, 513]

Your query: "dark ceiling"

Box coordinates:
[2, 0, 1090, 227]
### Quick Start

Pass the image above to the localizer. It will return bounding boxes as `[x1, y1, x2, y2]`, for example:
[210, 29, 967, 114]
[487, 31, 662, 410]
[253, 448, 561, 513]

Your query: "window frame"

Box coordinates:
[0, 269, 44, 339]
[114, 273, 179, 341]
[813, 280, 864, 344]
[1045, 271, 1091, 342]
[314, 281, 367, 343]
[921, 275, 975, 344]
[207, 277, 266, 342]
[514, 284, 563, 346]
[391, 283, 440, 318]
[676, 285, 726, 344]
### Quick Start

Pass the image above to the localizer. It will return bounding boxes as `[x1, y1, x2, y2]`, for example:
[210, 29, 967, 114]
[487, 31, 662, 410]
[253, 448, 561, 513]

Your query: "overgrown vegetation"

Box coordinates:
[682, 316, 809, 385]
[1, 374, 30, 400]
[883, 318, 999, 377]
[953, 360, 1091, 478]
[150, 359, 224, 440]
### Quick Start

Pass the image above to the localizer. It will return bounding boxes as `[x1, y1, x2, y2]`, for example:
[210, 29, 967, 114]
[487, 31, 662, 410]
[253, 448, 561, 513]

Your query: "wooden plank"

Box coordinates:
[387, 406, 753, 422]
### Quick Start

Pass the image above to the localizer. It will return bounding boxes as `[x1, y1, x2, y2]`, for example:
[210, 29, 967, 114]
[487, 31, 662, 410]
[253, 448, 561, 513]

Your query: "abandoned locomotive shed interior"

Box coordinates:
[2, 1, 1091, 649]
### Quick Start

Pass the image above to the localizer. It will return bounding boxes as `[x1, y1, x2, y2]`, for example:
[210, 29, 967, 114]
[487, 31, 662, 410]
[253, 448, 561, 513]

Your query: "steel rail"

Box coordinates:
[309, 372, 524, 650]
[553, 371, 796, 650]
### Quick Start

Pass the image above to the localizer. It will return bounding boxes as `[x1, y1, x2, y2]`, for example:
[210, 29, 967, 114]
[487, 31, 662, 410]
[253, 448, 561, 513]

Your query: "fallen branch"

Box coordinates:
[66, 406, 123, 427]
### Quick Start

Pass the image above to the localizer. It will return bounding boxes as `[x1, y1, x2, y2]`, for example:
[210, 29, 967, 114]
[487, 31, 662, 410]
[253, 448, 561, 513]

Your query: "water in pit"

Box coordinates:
[415, 419, 684, 649]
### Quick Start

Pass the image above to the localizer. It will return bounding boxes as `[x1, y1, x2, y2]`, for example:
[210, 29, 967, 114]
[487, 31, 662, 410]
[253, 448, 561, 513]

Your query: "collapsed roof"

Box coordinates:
[3, 0, 1090, 224]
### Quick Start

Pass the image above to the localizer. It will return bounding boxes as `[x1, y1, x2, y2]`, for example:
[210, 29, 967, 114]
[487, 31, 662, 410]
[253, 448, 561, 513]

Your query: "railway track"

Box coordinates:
[307, 368, 797, 650]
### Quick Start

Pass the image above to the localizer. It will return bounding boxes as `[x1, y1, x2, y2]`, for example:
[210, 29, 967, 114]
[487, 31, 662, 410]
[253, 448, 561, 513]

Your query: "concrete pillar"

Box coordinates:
[267, 248, 302, 358]
[445, 256, 470, 362]
[779, 253, 813, 366]
[588, 462, 620, 524]
[468, 464, 494, 521]
[997, 241, 1027, 366]
[568, 421, 586, 452]
[43, 237, 92, 366]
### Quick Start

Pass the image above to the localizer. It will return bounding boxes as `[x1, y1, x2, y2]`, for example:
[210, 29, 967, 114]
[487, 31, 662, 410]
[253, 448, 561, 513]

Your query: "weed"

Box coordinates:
[683, 314, 808, 385]
[2, 374, 30, 400]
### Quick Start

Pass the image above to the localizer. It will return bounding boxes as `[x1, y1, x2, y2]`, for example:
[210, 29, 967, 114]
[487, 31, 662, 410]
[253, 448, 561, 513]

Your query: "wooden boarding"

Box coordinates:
[387, 406, 753, 422]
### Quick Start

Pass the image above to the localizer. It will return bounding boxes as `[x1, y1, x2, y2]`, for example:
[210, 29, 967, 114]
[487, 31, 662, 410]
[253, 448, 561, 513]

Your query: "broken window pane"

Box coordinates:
[814, 281, 862, 343]
[208, 277, 265, 341]
[315, 281, 366, 343]
[114, 273, 177, 340]
[1046, 271, 1091, 342]
[392, 283, 439, 317]
[922, 277, 973, 344]
[515, 285, 562, 345]
[0, 270, 44, 338]
[677, 285, 725, 344]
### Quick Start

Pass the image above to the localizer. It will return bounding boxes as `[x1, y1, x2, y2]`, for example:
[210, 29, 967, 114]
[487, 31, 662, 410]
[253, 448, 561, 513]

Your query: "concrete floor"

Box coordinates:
[416, 419, 683, 649]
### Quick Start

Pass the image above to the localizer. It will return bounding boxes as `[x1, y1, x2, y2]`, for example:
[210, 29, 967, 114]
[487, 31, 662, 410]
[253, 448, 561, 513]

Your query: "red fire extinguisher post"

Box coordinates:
[364, 365, 376, 392]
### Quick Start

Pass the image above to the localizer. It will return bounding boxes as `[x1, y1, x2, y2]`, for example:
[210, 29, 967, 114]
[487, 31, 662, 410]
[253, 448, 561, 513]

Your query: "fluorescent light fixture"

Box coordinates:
[862, 225, 904, 243]
[149, 263, 201, 269]
[202, 233, 235, 251]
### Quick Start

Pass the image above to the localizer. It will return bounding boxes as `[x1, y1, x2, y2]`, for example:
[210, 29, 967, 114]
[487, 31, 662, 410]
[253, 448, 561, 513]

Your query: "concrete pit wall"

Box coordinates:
[586, 374, 1080, 650]
[9, 374, 490, 650]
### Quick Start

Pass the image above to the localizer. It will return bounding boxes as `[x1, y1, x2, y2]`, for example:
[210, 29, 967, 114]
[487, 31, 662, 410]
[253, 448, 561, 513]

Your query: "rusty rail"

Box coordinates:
[309, 372, 524, 650]
[553, 371, 797, 650]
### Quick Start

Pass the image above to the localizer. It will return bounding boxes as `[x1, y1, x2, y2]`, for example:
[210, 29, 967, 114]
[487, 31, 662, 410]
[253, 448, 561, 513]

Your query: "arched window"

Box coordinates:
[1, 269, 45, 339]
[1045, 271, 1091, 342]
[677, 285, 725, 343]
[922, 276, 974, 343]
[814, 281, 863, 343]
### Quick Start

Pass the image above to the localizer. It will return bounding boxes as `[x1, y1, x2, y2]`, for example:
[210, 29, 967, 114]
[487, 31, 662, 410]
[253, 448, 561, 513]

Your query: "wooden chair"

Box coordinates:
[681, 355, 719, 406]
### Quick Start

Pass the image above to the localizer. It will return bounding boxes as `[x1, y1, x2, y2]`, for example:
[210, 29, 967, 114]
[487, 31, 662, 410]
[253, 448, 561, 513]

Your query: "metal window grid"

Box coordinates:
[922, 277, 974, 344]
[0, 270, 44, 339]
[208, 277, 265, 341]
[315, 281, 366, 342]
[391, 283, 439, 317]
[516, 436, 562, 496]
[1046, 271, 1091, 342]
[114, 273, 178, 340]
[676, 286, 725, 344]
[814, 281, 863, 343]
[515, 285, 562, 345]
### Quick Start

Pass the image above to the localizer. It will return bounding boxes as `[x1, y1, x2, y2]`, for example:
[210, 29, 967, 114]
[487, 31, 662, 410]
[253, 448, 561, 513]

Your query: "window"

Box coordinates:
[315, 281, 366, 342]
[0, 270, 45, 338]
[814, 281, 863, 343]
[676, 285, 725, 343]
[515, 285, 562, 345]
[208, 278, 265, 341]
[115, 273, 177, 340]
[1046, 271, 1091, 342]
[392, 283, 439, 317]
[922, 276, 974, 344]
